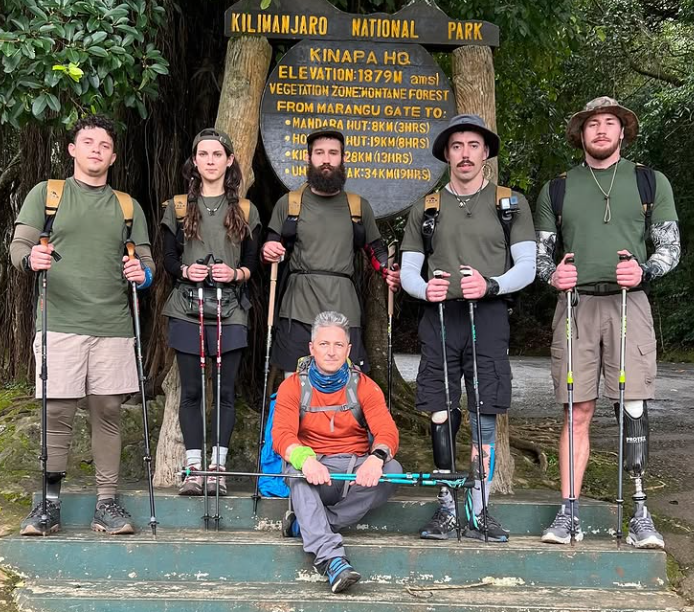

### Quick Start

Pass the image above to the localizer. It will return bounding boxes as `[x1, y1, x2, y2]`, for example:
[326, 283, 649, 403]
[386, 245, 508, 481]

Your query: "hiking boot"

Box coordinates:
[20, 499, 61, 536]
[206, 465, 227, 496]
[281, 509, 301, 538]
[464, 510, 510, 542]
[627, 506, 664, 549]
[420, 505, 458, 540]
[541, 506, 584, 544]
[323, 557, 361, 593]
[179, 467, 203, 496]
[91, 498, 135, 535]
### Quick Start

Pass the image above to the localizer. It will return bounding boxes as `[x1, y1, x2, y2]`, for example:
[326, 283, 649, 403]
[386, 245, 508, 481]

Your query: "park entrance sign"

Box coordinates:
[225, 0, 499, 218]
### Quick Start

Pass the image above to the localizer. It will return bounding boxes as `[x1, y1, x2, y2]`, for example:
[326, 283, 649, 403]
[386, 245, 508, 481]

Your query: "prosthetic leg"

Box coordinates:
[614, 400, 663, 549]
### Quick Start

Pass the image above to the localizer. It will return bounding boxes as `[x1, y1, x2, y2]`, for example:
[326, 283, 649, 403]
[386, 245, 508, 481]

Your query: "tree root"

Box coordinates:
[509, 435, 549, 472]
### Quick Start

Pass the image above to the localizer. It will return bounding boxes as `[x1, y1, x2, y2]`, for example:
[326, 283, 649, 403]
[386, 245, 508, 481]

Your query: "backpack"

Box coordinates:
[421, 185, 519, 272]
[44, 179, 134, 236]
[258, 393, 290, 498]
[548, 164, 656, 241]
[280, 183, 366, 253]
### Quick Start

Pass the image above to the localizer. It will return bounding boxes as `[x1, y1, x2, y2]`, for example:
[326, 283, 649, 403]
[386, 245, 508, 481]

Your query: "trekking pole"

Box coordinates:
[386, 241, 397, 412]
[213, 258, 224, 531]
[125, 241, 158, 536]
[461, 266, 488, 545]
[197, 254, 213, 530]
[182, 468, 473, 489]
[38, 233, 51, 533]
[433, 269, 462, 541]
[565, 256, 577, 547]
[616, 253, 631, 548]
[252, 261, 279, 516]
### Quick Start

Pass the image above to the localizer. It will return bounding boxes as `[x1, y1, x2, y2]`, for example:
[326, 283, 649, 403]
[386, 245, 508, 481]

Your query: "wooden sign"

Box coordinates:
[261, 40, 457, 218]
[225, 0, 499, 49]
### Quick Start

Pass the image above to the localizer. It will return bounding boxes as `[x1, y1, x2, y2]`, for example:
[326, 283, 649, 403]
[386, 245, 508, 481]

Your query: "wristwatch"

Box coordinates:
[22, 254, 33, 272]
[370, 448, 388, 462]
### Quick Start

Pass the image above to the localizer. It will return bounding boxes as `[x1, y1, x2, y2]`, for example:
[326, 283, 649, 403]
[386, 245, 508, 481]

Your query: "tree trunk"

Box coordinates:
[452, 45, 514, 495]
[154, 35, 272, 486]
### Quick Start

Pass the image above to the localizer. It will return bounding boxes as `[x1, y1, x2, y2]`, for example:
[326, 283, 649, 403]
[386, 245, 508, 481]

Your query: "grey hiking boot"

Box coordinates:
[179, 467, 203, 496]
[91, 498, 135, 535]
[541, 505, 584, 544]
[420, 505, 458, 540]
[627, 506, 664, 549]
[206, 465, 227, 496]
[464, 510, 510, 542]
[20, 499, 61, 536]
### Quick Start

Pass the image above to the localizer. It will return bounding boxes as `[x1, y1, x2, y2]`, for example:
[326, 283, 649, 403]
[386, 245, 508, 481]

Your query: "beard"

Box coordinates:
[584, 138, 620, 160]
[307, 162, 346, 193]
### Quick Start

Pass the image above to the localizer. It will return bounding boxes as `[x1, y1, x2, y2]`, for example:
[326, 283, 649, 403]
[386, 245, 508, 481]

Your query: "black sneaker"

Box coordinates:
[419, 505, 458, 540]
[323, 557, 361, 593]
[20, 500, 61, 536]
[91, 498, 135, 535]
[464, 510, 510, 542]
[281, 510, 301, 538]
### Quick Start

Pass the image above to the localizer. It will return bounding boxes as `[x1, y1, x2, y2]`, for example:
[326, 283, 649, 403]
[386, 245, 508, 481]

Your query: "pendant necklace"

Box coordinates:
[449, 181, 484, 216]
[201, 196, 224, 216]
[588, 160, 619, 223]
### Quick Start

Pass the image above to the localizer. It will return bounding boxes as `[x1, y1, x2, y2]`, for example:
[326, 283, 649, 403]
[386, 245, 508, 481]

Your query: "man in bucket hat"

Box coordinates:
[535, 97, 680, 548]
[400, 114, 536, 541]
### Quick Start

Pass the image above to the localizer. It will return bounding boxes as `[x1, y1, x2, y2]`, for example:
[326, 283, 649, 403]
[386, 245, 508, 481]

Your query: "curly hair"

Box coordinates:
[181, 150, 249, 243]
[70, 115, 117, 147]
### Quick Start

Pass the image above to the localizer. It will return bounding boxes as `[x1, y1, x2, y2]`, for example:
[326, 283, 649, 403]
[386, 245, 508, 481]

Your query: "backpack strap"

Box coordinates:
[113, 190, 134, 238]
[495, 186, 513, 247]
[171, 194, 187, 221]
[239, 197, 251, 223]
[281, 184, 309, 252]
[635, 164, 656, 237]
[44, 179, 65, 233]
[548, 173, 567, 229]
[422, 192, 441, 256]
[345, 191, 365, 250]
[288, 183, 308, 217]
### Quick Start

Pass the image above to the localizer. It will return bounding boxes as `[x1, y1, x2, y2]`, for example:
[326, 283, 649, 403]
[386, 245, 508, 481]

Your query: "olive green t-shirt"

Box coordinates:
[15, 177, 150, 337]
[401, 184, 535, 300]
[534, 159, 678, 286]
[160, 195, 261, 327]
[268, 189, 381, 326]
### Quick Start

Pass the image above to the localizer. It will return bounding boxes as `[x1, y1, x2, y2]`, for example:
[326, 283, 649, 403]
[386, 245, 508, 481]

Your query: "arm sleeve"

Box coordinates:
[162, 226, 183, 279]
[240, 225, 261, 275]
[490, 240, 536, 293]
[359, 375, 399, 458]
[10, 224, 40, 271]
[536, 231, 558, 283]
[401, 251, 428, 301]
[642, 221, 680, 281]
[135, 244, 156, 276]
[272, 376, 303, 458]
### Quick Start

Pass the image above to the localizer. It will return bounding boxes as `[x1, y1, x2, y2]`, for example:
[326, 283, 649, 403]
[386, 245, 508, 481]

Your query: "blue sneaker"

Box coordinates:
[281, 510, 300, 537]
[324, 557, 361, 593]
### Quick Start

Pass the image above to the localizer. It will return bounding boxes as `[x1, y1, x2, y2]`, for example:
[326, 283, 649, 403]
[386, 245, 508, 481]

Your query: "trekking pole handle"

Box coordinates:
[214, 258, 223, 289]
[619, 254, 631, 262]
[565, 256, 575, 265]
[125, 240, 136, 260]
[433, 269, 445, 280]
[39, 232, 62, 261]
[267, 261, 279, 328]
[460, 266, 473, 278]
[387, 242, 396, 316]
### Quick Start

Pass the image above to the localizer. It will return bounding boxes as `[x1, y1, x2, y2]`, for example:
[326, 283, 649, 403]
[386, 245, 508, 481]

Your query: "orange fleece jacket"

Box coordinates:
[272, 371, 399, 459]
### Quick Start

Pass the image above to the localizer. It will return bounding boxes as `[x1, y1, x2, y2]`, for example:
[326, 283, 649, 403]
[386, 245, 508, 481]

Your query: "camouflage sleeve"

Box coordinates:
[536, 230, 557, 283]
[641, 221, 680, 282]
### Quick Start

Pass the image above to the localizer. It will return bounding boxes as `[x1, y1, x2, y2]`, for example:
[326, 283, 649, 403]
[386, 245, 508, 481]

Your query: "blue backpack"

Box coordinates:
[258, 393, 290, 498]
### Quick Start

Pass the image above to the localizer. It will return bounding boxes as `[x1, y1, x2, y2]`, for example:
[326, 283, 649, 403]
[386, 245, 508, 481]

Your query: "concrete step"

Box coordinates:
[0, 528, 667, 590]
[37, 488, 618, 537]
[13, 580, 690, 612]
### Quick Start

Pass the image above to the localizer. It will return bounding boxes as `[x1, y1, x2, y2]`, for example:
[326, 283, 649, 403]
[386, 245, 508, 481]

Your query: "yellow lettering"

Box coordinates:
[366, 51, 377, 65]
[465, 23, 473, 39]
[230, 13, 240, 32]
[474, 23, 482, 40]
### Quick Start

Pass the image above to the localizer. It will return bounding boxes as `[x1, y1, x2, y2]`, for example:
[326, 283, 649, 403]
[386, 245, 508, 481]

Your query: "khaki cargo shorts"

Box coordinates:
[33, 332, 139, 399]
[550, 291, 657, 404]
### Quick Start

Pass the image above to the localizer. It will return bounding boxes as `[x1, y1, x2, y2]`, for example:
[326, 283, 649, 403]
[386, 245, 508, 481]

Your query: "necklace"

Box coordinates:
[588, 160, 619, 223]
[201, 195, 224, 216]
[449, 181, 484, 216]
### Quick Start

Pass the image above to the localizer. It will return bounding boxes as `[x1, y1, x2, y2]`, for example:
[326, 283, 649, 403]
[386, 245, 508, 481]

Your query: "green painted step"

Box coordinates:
[35, 488, 618, 537]
[0, 528, 667, 590]
[13, 580, 690, 612]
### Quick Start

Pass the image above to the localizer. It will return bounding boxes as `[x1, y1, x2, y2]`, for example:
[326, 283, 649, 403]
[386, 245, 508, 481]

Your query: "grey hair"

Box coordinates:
[311, 311, 351, 342]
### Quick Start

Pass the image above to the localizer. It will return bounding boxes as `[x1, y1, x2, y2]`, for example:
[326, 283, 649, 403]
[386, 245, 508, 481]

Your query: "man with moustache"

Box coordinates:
[535, 97, 679, 548]
[400, 115, 536, 541]
[262, 128, 399, 374]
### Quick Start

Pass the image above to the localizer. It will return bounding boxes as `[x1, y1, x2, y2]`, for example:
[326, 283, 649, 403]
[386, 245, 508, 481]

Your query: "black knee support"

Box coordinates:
[614, 401, 649, 476]
[431, 409, 462, 471]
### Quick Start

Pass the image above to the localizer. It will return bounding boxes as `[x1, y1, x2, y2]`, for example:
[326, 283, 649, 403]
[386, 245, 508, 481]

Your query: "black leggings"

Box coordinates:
[177, 349, 242, 450]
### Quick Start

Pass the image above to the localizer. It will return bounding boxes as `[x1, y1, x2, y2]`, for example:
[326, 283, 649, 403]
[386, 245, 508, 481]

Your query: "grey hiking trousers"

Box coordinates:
[284, 453, 403, 566]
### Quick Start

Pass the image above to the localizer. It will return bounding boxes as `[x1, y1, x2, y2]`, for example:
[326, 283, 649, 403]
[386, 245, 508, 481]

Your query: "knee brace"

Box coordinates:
[430, 409, 462, 471]
[614, 400, 649, 476]
[469, 413, 496, 482]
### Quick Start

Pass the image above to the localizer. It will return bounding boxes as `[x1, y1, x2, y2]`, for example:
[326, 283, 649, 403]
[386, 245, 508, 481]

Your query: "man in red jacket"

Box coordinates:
[273, 310, 402, 594]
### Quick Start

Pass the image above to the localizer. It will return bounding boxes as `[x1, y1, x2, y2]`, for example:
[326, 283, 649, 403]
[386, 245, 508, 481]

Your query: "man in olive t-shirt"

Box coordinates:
[262, 128, 399, 374]
[10, 115, 155, 536]
[535, 97, 680, 549]
[400, 114, 536, 542]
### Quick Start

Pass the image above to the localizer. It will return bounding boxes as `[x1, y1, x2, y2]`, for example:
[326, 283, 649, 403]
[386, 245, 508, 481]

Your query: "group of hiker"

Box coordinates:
[9, 94, 680, 594]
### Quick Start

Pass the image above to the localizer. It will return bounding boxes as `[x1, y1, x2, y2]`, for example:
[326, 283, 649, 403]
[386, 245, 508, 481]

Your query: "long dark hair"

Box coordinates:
[181, 149, 249, 242]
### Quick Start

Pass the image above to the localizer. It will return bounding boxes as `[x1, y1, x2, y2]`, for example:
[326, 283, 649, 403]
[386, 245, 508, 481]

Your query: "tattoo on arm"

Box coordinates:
[642, 221, 680, 281]
[536, 231, 557, 283]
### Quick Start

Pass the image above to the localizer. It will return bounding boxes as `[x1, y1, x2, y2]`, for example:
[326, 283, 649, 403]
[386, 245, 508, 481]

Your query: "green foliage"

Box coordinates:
[0, 0, 170, 128]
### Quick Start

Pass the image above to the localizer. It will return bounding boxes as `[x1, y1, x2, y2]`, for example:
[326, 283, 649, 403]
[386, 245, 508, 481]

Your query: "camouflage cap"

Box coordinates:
[192, 128, 234, 155]
[567, 97, 639, 148]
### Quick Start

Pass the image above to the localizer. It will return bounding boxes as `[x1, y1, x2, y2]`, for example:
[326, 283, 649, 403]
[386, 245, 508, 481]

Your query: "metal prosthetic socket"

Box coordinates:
[614, 400, 649, 503]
